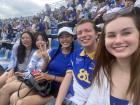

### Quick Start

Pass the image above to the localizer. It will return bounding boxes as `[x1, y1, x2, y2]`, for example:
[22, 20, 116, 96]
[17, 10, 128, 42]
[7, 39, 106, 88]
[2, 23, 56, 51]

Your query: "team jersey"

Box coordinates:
[66, 49, 96, 105]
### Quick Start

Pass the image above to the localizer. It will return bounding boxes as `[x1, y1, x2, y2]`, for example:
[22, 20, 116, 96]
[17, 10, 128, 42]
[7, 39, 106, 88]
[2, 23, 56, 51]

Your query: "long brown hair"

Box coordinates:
[94, 13, 140, 104]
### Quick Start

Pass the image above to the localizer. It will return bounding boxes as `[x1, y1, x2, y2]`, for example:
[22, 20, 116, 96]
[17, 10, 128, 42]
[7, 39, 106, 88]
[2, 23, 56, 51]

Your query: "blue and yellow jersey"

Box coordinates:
[67, 48, 96, 88]
[66, 48, 96, 104]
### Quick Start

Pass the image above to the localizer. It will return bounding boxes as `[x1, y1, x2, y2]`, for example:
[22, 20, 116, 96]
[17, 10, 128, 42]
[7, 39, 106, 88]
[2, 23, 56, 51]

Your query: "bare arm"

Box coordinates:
[35, 72, 64, 82]
[55, 72, 73, 105]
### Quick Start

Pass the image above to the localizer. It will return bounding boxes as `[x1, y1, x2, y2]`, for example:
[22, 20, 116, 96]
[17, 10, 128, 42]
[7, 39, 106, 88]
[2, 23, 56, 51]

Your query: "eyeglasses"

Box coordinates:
[103, 6, 138, 22]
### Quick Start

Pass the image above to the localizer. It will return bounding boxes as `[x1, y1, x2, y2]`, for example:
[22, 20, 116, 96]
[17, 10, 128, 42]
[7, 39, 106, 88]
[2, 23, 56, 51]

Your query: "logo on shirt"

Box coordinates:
[77, 69, 91, 84]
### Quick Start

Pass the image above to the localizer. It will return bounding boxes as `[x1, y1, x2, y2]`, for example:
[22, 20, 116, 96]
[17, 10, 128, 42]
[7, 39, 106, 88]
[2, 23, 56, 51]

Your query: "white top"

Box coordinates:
[69, 72, 92, 105]
[85, 69, 133, 105]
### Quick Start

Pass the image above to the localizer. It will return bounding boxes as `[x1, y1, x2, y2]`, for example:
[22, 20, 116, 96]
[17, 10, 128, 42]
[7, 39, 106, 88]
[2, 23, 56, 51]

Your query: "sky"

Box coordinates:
[0, 0, 64, 19]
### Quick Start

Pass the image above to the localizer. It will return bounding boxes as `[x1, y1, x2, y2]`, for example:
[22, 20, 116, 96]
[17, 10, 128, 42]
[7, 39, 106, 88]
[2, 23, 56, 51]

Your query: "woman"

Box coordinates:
[0, 31, 36, 105]
[26, 32, 49, 74]
[86, 7, 140, 105]
[10, 27, 74, 105]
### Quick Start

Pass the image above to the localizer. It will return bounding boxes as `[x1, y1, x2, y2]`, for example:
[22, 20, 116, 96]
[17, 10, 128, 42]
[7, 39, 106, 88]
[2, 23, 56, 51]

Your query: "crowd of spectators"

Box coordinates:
[0, 0, 138, 42]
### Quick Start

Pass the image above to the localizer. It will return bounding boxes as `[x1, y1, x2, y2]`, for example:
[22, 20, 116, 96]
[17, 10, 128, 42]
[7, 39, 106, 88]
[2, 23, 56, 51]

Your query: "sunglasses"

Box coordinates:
[103, 6, 138, 22]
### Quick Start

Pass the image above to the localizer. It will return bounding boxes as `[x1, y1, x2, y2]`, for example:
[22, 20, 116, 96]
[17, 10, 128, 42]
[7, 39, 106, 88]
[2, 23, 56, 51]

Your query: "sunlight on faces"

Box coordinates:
[105, 17, 139, 59]
[21, 33, 32, 48]
[76, 22, 97, 48]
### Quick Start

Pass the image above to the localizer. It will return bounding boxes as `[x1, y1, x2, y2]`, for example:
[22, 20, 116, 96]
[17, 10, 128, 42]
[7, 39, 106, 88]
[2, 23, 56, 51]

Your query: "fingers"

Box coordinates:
[15, 72, 24, 77]
[34, 73, 45, 81]
[39, 41, 46, 51]
[8, 70, 14, 78]
[35, 75, 43, 81]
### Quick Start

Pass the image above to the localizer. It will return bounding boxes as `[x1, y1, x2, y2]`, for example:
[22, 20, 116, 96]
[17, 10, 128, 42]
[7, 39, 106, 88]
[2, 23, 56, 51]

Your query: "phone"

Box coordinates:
[31, 70, 41, 75]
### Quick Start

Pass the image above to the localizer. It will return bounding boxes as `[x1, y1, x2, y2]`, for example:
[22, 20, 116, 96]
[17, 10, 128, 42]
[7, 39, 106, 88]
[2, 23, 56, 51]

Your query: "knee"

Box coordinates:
[16, 100, 26, 105]
[10, 92, 18, 105]
[0, 84, 10, 94]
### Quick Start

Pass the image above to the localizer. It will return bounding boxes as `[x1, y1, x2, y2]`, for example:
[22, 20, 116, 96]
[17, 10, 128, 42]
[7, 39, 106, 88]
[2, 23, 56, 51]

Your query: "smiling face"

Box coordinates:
[105, 17, 139, 60]
[58, 32, 73, 48]
[21, 33, 32, 49]
[36, 35, 44, 49]
[76, 22, 97, 49]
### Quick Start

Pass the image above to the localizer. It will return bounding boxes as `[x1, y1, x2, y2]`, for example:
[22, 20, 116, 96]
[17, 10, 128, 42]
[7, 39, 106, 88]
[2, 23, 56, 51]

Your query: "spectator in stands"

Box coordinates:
[1, 32, 49, 105]
[10, 27, 75, 105]
[85, 6, 140, 105]
[6, 24, 14, 41]
[134, 0, 140, 14]
[0, 31, 36, 105]
[55, 19, 98, 105]
[25, 32, 49, 73]
[1, 28, 8, 41]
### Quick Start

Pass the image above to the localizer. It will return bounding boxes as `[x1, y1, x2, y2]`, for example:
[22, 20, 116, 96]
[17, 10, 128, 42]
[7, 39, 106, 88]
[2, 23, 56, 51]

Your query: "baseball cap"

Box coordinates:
[58, 27, 74, 36]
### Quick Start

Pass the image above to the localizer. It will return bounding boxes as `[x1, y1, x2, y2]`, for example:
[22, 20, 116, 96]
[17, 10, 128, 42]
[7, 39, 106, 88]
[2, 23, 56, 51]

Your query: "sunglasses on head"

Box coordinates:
[103, 6, 139, 22]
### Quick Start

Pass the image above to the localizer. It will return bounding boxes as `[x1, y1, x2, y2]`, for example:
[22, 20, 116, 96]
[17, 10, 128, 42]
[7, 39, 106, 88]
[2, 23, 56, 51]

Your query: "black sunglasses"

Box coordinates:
[103, 6, 138, 22]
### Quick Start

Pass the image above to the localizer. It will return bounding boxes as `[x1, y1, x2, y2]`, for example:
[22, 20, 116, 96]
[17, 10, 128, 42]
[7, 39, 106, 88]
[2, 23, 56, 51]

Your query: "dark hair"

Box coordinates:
[76, 19, 98, 32]
[17, 31, 35, 63]
[34, 32, 49, 48]
[94, 12, 140, 104]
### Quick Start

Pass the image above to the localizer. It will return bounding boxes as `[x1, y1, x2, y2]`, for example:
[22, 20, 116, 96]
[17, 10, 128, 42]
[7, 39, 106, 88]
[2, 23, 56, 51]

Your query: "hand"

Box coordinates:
[6, 76, 16, 83]
[15, 72, 25, 77]
[35, 73, 55, 81]
[38, 41, 49, 61]
[8, 69, 14, 78]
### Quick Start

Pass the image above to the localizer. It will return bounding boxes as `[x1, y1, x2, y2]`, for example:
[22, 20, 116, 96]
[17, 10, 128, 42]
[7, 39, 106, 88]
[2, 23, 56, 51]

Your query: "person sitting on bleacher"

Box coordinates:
[10, 27, 75, 105]
[0, 31, 36, 105]
[55, 19, 97, 105]
[8, 32, 49, 105]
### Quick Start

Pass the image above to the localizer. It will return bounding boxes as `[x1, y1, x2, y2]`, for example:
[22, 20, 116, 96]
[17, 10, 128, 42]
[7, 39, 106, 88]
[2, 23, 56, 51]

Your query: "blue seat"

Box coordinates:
[51, 39, 59, 49]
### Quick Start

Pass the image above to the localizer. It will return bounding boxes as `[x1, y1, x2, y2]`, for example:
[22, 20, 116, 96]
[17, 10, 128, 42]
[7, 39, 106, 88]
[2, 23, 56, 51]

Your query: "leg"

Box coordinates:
[0, 72, 8, 88]
[16, 95, 53, 105]
[10, 87, 35, 105]
[0, 80, 26, 105]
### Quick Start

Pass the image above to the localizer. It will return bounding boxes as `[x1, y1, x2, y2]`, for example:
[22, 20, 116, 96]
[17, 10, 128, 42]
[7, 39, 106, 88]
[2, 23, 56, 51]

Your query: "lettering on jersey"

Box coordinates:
[77, 69, 91, 83]
[76, 57, 83, 64]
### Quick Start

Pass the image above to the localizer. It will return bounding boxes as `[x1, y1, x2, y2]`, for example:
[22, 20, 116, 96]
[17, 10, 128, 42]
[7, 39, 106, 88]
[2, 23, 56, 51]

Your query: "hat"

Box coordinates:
[58, 27, 74, 36]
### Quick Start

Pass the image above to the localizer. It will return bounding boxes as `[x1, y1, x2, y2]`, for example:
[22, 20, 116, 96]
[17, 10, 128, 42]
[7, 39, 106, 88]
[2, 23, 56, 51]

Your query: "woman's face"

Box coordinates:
[21, 33, 32, 49]
[59, 33, 73, 49]
[36, 35, 45, 49]
[105, 17, 139, 59]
